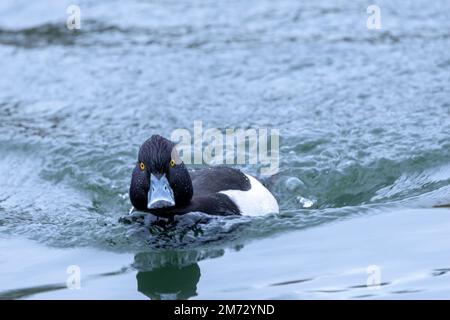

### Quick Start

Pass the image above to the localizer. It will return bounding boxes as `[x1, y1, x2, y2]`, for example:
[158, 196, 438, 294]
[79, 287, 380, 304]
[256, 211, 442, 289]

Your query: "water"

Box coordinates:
[0, 0, 449, 299]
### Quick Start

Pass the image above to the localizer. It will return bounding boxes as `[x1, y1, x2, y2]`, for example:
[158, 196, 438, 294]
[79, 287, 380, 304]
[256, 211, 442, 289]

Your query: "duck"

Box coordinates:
[129, 135, 279, 217]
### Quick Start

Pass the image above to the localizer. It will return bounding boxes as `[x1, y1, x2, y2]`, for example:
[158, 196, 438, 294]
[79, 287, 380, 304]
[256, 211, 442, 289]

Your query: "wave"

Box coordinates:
[1, 137, 449, 252]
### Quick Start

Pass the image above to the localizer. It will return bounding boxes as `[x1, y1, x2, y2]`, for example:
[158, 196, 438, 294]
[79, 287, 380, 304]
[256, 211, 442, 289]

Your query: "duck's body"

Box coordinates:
[129, 135, 279, 217]
[181, 166, 278, 217]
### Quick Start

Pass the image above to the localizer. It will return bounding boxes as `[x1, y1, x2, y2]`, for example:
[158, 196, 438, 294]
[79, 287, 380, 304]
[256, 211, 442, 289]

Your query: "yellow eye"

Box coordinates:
[139, 162, 145, 171]
[170, 159, 175, 167]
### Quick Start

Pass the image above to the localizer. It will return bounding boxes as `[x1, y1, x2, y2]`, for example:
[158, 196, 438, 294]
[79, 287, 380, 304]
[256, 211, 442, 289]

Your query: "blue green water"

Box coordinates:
[0, 0, 449, 299]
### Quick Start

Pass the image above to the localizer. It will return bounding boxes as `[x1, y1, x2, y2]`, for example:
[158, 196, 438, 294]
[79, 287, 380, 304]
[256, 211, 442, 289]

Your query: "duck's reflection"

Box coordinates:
[137, 264, 201, 300]
[133, 249, 225, 300]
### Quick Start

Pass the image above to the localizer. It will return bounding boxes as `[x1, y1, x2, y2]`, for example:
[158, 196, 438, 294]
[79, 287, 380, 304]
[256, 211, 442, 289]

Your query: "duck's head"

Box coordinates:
[129, 135, 193, 212]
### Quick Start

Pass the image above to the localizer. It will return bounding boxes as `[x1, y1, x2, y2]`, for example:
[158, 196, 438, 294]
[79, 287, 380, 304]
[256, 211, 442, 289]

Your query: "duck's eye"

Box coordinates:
[139, 162, 145, 171]
[170, 159, 175, 167]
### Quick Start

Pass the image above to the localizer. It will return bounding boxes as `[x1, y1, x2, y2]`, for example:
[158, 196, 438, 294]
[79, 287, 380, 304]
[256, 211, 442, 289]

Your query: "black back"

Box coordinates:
[190, 165, 251, 196]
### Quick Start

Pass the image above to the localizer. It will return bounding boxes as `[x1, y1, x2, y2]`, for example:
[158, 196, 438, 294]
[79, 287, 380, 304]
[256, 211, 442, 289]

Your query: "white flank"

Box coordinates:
[220, 174, 279, 216]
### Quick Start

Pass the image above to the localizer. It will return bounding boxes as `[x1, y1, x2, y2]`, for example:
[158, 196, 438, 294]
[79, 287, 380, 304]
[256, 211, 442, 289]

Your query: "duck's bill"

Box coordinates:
[147, 173, 175, 209]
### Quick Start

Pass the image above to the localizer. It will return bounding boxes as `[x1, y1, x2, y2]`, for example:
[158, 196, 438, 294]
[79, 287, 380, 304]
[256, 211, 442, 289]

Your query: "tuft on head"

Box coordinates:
[138, 135, 174, 173]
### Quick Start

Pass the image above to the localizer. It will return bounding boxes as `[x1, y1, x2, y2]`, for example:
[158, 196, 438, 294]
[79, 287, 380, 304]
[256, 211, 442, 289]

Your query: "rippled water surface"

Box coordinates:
[0, 0, 449, 299]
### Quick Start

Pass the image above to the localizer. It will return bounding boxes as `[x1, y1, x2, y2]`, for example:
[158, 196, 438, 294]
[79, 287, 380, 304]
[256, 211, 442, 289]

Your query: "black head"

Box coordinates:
[129, 135, 193, 212]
